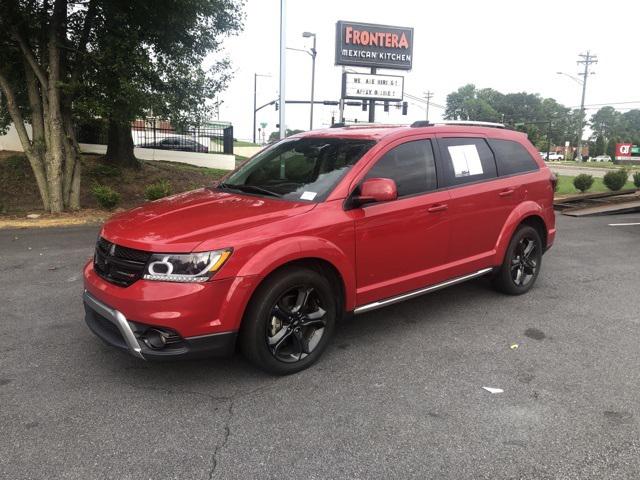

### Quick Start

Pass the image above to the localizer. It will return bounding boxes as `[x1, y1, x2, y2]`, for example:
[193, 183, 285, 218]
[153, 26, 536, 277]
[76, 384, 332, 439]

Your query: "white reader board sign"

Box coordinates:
[448, 144, 483, 177]
[342, 72, 404, 101]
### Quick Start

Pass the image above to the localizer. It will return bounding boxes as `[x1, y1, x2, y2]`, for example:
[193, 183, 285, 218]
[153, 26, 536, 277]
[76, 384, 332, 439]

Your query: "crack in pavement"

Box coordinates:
[206, 383, 275, 480]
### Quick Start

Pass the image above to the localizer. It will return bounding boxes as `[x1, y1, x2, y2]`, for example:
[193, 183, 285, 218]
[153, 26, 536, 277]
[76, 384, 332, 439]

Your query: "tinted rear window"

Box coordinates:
[488, 139, 539, 176]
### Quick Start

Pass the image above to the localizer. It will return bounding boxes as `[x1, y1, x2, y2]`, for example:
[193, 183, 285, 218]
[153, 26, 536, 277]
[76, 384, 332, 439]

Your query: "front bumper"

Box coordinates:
[83, 290, 237, 360]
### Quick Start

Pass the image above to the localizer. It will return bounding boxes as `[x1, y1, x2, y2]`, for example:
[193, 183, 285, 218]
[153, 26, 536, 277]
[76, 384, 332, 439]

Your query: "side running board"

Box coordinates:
[353, 268, 494, 315]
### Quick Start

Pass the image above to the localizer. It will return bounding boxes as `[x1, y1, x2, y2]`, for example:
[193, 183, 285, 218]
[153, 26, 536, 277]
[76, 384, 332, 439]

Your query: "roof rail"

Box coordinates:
[410, 120, 506, 129]
[330, 122, 403, 129]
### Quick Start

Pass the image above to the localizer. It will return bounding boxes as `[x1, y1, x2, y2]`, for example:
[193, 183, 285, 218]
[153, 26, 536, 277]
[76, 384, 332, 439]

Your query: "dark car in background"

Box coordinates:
[139, 136, 209, 153]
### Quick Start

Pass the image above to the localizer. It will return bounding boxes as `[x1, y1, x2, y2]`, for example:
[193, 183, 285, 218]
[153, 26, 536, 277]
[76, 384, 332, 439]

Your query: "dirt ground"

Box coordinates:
[0, 151, 228, 222]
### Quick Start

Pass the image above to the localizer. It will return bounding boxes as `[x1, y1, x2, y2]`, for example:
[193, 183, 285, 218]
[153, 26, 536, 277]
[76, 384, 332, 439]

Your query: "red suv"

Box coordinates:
[83, 121, 556, 374]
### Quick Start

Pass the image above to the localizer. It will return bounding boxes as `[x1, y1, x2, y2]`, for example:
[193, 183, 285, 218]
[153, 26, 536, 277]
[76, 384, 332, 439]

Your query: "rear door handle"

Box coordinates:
[499, 189, 515, 197]
[427, 204, 448, 213]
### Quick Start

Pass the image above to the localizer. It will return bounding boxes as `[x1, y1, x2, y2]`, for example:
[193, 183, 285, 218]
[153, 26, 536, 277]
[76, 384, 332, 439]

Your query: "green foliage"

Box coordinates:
[593, 136, 606, 156]
[268, 129, 305, 143]
[572, 174, 594, 192]
[144, 180, 173, 201]
[89, 163, 122, 178]
[633, 172, 640, 188]
[92, 185, 121, 209]
[4, 155, 30, 179]
[603, 169, 629, 191]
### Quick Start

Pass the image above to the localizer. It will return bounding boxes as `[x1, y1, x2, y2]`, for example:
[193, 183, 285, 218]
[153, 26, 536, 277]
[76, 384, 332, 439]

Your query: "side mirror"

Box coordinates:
[354, 177, 397, 206]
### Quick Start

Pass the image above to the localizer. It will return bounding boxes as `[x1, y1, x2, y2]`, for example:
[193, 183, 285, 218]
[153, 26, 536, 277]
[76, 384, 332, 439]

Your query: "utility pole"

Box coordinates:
[423, 91, 434, 121]
[576, 51, 597, 162]
[278, 0, 286, 140]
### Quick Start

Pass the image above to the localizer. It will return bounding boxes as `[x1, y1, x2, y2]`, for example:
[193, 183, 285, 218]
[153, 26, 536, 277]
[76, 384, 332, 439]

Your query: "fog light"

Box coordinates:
[142, 329, 168, 349]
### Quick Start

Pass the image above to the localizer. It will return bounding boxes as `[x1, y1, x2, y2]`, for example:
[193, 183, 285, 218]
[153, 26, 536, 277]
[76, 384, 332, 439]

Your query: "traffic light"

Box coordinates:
[402, 101, 408, 115]
[384, 101, 389, 112]
[362, 101, 367, 111]
[275, 102, 279, 111]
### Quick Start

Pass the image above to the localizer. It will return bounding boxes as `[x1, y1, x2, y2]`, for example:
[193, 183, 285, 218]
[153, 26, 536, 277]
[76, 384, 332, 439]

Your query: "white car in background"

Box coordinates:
[590, 155, 611, 162]
[547, 152, 564, 161]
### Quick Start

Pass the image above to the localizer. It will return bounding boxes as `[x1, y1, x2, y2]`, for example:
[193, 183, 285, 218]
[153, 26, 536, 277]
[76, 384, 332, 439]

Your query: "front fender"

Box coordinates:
[235, 236, 357, 311]
[494, 201, 547, 264]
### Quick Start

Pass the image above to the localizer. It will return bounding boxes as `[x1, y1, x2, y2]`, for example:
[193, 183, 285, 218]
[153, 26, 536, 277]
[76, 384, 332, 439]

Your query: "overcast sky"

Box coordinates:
[214, 0, 639, 142]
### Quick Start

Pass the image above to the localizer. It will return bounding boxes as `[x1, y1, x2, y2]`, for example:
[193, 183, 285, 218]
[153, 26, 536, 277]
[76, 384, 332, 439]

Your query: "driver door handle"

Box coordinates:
[499, 188, 515, 197]
[427, 204, 448, 213]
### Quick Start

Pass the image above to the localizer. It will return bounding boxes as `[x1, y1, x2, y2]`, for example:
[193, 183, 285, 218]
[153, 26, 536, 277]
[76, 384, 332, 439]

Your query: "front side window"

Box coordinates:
[439, 137, 497, 186]
[364, 139, 437, 197]
[222, 137, 375, 202]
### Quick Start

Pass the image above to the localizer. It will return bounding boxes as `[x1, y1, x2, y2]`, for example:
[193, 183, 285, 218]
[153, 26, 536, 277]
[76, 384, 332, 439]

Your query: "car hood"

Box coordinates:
[100, 188, 316, 252]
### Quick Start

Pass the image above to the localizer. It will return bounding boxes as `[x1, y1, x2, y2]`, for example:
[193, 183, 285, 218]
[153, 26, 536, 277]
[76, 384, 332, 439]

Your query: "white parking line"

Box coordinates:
[608, 222, 640, 226]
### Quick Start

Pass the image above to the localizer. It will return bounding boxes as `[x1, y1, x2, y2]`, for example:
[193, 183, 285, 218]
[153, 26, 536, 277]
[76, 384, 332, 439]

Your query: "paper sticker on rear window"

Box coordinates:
[448, 144, 483, 177]
[300, 191, 317, 201]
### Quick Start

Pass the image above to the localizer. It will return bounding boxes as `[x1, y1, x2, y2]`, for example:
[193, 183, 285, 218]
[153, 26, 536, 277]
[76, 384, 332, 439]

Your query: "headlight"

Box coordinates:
[142, 249, 232, 283]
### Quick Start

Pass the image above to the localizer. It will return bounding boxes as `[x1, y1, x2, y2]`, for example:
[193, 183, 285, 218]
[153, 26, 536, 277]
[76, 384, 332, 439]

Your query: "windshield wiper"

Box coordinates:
[218, 183, 281, 198]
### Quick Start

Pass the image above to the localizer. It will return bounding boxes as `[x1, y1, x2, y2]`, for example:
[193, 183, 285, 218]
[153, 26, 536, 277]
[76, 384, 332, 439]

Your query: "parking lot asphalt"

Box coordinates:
[1, 214, 639, 480]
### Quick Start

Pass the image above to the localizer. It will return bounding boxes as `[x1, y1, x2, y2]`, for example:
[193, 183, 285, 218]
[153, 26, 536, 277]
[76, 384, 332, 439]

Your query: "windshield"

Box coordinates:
[220, 137, 376, 202]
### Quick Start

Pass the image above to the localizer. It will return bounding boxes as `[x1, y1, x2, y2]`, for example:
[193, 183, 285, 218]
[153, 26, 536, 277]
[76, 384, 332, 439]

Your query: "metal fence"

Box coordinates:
[77, 119, 234, 155]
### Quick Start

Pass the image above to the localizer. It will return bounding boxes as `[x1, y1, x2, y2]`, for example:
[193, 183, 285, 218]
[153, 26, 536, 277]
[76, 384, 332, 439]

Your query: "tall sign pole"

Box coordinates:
[368, 67, 376, 122]
[278, 0, 286, 140]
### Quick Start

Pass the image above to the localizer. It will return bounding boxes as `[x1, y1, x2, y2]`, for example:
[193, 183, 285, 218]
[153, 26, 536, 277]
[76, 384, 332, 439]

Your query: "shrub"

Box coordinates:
[603, 169, 628, 191]
[573, 174, 594, 193]
[92, 185, 120, 209]
[89, 163, 122, 178]
[633, 172, 640, 188]
[144, 180, 172, 201]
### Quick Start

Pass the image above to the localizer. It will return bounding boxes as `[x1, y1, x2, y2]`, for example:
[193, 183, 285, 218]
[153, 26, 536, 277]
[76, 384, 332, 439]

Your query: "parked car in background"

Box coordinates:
[139, 136, 209, 153]
[590, 155, 611, 162]
[539, 151, 548, 160]
[83, 121, 556, 374]
[547, 152, 564, 161]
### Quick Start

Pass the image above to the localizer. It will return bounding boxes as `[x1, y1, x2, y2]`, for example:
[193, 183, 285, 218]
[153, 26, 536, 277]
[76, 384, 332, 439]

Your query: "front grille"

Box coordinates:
[94, 237, 151, 287]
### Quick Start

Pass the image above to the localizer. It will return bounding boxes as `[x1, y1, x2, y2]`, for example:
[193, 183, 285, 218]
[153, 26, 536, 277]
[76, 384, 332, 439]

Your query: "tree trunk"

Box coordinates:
[105, 120, 140, 168]
[62, 109, 81, 209]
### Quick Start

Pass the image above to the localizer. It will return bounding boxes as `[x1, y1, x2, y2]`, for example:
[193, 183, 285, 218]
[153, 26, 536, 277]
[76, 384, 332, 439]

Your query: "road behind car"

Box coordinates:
[1, 215, 639, 479]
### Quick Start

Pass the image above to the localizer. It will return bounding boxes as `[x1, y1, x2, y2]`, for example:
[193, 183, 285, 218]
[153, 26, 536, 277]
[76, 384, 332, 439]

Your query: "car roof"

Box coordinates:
[291, 123, 529, 143]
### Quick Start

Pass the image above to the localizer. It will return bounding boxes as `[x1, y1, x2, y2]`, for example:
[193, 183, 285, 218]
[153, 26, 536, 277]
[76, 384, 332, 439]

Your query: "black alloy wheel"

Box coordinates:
[511, 236, 538, 288]
[240, 266, 337, 375]
[267, 286, 327, 363]
[493, 224, 543, 295]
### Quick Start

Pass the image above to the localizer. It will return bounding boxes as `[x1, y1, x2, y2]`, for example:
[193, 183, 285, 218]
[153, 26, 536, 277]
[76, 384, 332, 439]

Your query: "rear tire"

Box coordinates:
[493, 225, 543, 295]
[240, 266, 337, 375]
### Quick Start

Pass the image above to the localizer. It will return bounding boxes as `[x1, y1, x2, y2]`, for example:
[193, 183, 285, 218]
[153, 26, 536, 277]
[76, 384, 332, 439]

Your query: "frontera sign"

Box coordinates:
[335, 21, 414, 70]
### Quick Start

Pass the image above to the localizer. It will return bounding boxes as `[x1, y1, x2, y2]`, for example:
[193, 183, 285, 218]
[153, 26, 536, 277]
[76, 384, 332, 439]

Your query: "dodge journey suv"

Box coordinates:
[83, 121, 556, 374]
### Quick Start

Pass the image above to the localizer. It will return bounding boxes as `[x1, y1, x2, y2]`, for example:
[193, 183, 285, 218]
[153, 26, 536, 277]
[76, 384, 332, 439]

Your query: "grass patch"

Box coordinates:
[553, 160, 640, 171]
[555, 175, 636, 195]
[234, 140, 260, 147]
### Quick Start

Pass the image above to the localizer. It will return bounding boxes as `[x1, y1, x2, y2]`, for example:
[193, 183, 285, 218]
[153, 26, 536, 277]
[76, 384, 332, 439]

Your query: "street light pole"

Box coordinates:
[308, 34, 317, 130]
[278, 0, 286, 140]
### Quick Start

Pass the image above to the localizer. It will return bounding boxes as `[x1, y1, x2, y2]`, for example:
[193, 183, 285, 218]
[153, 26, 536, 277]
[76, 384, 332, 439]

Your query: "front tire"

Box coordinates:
[240, 266, 337, 375]
[493, 225, 543, 295]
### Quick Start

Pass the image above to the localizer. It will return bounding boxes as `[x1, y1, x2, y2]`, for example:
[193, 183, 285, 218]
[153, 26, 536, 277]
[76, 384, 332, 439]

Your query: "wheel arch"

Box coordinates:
[495, 202, 549, 264]
[232, 236, 355, 331]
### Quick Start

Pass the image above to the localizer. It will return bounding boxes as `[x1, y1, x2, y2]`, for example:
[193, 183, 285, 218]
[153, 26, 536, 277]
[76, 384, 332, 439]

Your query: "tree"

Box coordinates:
[0, 0, 90, 212]
[444, 84, 500, 122]
[84, 1, 242, 168]
[0, 1, 244, 212]
[268, 129, 304, 143]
